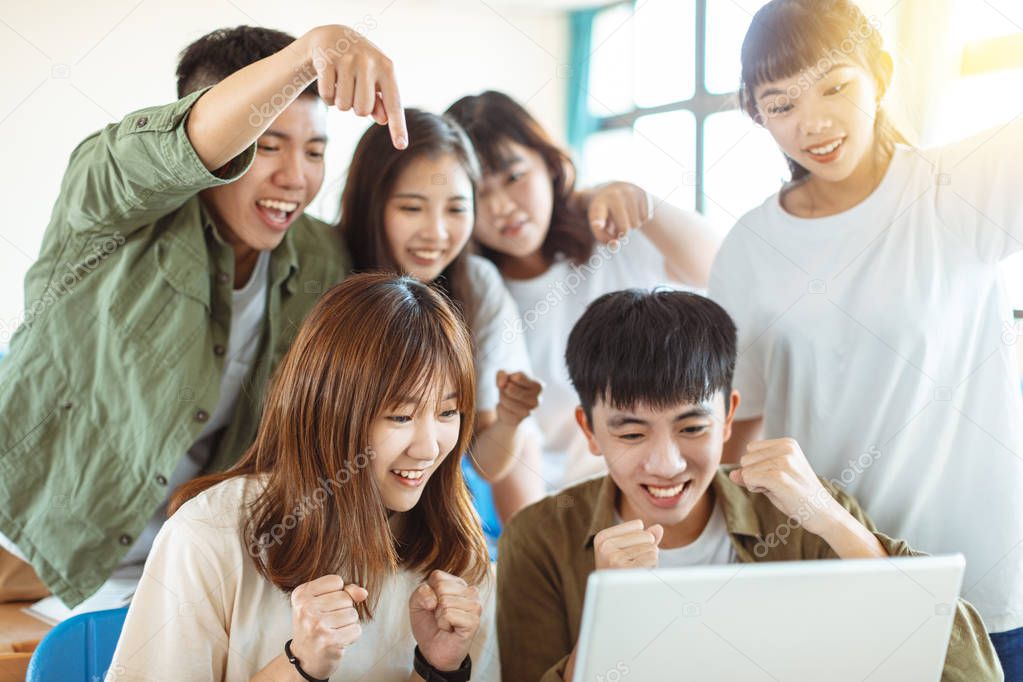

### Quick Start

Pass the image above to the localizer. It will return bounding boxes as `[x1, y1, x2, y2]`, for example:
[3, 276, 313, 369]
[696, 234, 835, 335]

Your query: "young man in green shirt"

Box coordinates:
[0, 24, 406, 608]
[496, 289, 1002, 681]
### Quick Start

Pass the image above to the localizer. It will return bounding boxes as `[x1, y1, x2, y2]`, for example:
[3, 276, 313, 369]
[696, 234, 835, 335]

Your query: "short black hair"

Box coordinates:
[176, 26, 318, 98]
[565, 289, 737, 423]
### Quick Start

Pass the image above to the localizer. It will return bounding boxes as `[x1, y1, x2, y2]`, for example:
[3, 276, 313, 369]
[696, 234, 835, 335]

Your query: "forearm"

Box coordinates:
[251, 653, 308, 682]
[186, 32, 313, 170]
[490, 439, 546, 522]
[817, 507, 889, 559]
[473, 415, 524, 482]
[641, 200, 722, 288]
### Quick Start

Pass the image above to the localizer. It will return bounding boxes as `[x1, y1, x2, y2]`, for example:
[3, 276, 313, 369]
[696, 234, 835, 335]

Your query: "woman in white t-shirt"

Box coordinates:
[341, 110, 543, 522]
[707, 0, 1023, 672]
[446, 92, 722, 494]
[109, 273, 497, 681]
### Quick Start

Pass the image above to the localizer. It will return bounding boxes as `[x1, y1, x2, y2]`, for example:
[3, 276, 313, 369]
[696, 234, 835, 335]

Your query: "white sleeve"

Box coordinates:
[934, 117, 1023, 263]
[467, 569, 501, 681]
[468, 257, 533, 413]
[708, 229, 767, 421]
[107, 506, 232, 681]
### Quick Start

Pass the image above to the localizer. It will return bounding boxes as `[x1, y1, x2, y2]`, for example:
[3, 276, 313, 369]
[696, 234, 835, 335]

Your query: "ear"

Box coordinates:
[875, 51, 894, 102]
[721, 390, 742, 443]
[574, 406, 602, 456]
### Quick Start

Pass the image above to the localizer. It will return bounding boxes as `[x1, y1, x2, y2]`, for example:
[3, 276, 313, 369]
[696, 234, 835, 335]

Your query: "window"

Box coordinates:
[576, 0, 786, 225]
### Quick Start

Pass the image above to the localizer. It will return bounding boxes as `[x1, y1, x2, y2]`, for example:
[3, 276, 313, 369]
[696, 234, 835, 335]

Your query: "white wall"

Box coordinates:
[0, 0, 570, 344]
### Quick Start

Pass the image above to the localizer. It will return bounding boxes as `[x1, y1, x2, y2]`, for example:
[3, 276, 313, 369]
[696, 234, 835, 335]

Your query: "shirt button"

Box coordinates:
[216, 272, 229, 285]
[135, 116, 148, 128]
[155, 474, 168, 485]
[213, 344, 226, 356]
[119, 534, 132, 546]
[195, 409, 209, 423]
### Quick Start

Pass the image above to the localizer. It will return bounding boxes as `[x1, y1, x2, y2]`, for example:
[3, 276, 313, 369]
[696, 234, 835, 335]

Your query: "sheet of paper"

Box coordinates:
[22, 578, 137, 626]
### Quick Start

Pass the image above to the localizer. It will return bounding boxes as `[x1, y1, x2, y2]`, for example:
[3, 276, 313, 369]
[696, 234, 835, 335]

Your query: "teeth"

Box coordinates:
[257, 199, 299, 212]
[808, 139, 842, 155]
[646, 482, 686, 498]
[392, 469, 425, 480]
[411, 249, 442, 260]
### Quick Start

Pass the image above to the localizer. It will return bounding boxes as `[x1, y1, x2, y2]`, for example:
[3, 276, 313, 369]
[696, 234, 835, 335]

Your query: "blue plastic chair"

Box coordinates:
[462, 456, 502, 559]
[26, 606, 129, 682]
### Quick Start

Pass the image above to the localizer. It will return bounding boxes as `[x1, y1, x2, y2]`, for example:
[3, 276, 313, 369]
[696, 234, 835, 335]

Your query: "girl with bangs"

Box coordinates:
[445, 92, 722, 495]
[707, 0, 1023, 674]
[341, 109, 544, 522]
[109, 273, 497, 681]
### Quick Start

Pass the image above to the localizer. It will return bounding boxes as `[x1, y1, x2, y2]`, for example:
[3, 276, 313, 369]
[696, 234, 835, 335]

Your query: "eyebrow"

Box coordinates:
[756, 63, 854, 100]
[262, 130, 328, 145]
[495, 154, 524, 172]
[392, 193, 471, 202]
[606, 407, 712, 428]
[397, 392, 459, 406]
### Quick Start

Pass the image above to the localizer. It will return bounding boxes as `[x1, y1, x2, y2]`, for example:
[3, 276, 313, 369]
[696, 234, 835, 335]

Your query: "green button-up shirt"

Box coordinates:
[497, 468, 1003, 681]
[0, 88, 349, 607]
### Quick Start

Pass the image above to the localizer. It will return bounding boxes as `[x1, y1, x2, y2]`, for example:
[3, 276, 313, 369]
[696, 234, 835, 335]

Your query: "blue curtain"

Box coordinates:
[567, 8, 601, 155]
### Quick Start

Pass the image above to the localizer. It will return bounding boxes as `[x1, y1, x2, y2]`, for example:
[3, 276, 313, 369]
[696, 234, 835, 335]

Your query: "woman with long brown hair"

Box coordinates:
[446, 91, 721, 495]
[341, 109, 543, 522]
[108, 273, 497, 681]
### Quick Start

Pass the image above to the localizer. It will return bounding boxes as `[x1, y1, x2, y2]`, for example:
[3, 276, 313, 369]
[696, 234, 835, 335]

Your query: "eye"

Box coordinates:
[767, 103, 793, 116]
[825, 82, 848, 96]
[681, 425, 708, 435]
[617, 433, 643, 441]
[306, 150, 324, 159]
[398, 205, 422, 213]
[507, 171, 524, 183]
[449, 205, 469, 214]
[440, 409, 459, 418]
[388, 415, 412, 424]
[257, 144, 279, 152]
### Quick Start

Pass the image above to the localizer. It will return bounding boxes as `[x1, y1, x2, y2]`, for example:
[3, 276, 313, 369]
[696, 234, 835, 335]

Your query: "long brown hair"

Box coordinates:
[739, 0, 907, 184]
[171, 273, 489, 617]
[340, 109, 480, 323]
[446, 90, 594, 267]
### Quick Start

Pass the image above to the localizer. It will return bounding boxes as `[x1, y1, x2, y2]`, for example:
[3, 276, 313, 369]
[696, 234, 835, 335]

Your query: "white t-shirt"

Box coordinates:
[114, 250, 271, 578]
[709, 121, 1023, 632]
[108, 475, 500, 681]
[503, 231, 682, 490]
[466, 254, 533, 413]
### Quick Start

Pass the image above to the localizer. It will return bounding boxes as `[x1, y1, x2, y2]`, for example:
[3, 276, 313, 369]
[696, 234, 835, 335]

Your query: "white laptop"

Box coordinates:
[573, 554, 965, 682]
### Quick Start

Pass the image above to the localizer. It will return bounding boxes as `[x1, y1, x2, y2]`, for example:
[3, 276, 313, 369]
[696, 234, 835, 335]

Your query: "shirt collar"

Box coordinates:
[582, 466, 762, 550]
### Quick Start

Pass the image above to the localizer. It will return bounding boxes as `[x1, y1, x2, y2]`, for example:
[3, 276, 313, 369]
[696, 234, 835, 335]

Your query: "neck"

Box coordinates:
[791, 143, 894, 218]
[618, 486, 716, 550]
[232, 244, 259, 289]
[499, 248, 550, 280]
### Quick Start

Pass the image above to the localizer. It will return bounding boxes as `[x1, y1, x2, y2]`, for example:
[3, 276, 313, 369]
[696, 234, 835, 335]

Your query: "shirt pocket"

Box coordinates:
[106, 240, 211, 368]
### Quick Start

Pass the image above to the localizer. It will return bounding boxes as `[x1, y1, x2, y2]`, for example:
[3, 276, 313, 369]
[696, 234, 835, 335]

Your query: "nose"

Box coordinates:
[273, 149, 307, 192]
[407, 415, 441, 463]
[484, 188, 515, 222]
[643, 432, 686, 479]
[420, 210, 449, 243]
[799, 107, 833, 137]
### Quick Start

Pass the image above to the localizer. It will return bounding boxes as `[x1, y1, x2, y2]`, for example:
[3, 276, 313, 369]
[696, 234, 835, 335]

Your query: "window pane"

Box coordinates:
[702, 109, 789, 228]
[580, 111, 696, 213]
[634, 0, 695, 106]
[705, 1, 769, 95]
[588, 4, 634, 116]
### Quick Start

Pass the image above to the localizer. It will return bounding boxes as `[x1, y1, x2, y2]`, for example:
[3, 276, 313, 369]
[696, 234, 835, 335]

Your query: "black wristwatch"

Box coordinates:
[413, 645, 472, 682]
[284, 639, 329, 682]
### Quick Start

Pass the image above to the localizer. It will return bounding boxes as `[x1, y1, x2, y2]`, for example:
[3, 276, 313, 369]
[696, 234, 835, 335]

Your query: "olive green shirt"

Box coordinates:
[0, 88, 348, 607]
[497, 468, 1002, 681]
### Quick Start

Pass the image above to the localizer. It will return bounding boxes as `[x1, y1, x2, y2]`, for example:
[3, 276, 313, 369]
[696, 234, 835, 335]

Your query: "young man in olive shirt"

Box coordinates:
[0, 24, 406, 607]
[496, 289, 1001, 681]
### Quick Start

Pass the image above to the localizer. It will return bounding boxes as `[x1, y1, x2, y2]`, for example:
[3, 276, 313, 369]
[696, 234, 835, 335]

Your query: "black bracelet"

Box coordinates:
[284, 639, 330, 682]
[413, 645, 472, 682]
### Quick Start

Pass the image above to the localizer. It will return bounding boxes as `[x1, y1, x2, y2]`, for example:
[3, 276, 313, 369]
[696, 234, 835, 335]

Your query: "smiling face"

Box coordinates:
[383, 153, 475, 282]
[200, 95, 327, 254]
[754, 62, 884, 185]
[369, 380, 462, 513]
[474, 140, 554, 259]
[577, 392, 740, 542]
